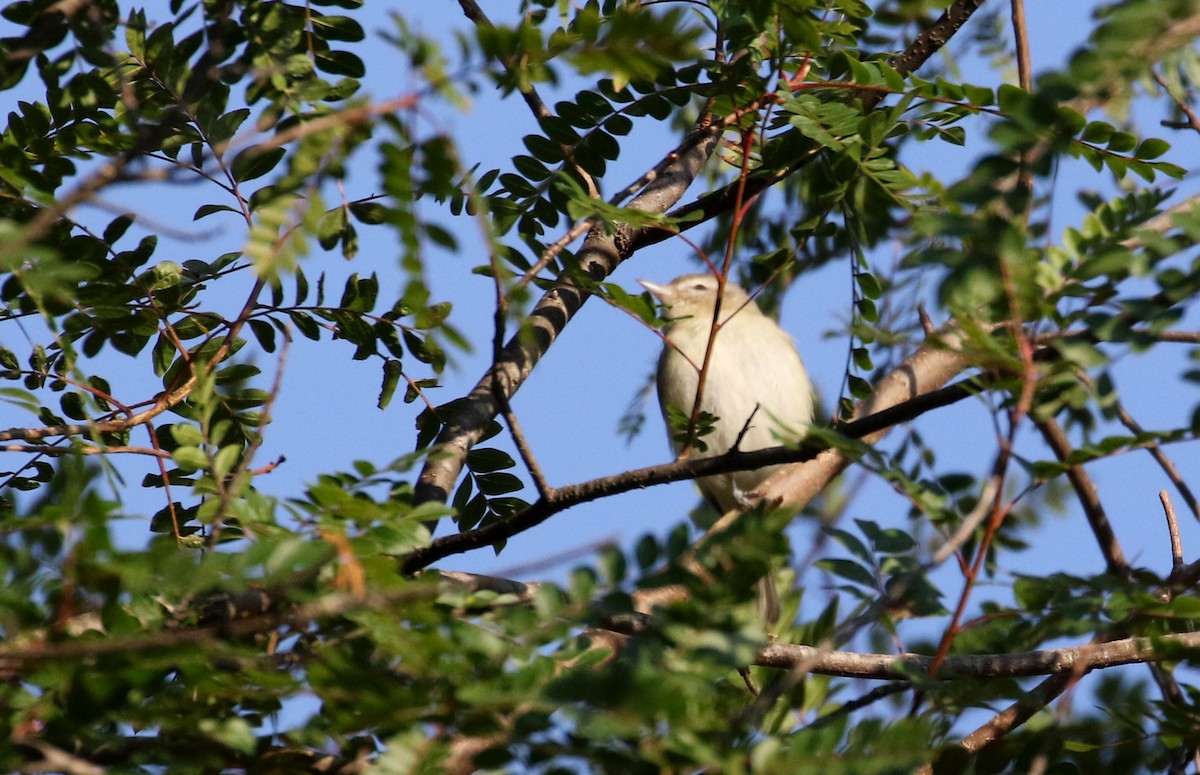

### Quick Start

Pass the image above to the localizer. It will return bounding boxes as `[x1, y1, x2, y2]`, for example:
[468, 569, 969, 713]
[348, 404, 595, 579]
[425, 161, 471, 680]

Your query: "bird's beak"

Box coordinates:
[638, 279, 671, 303]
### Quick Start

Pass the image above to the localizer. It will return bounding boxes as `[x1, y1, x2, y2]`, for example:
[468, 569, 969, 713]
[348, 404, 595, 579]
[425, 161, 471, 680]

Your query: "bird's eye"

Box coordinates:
[692, 283, 707, 291]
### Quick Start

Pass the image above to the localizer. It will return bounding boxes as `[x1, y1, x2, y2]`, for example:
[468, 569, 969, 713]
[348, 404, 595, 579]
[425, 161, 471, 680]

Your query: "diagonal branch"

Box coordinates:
[411, 0, 994, 510]
[403, 331, 983, 573]
[630, 0, 992, 254]
[413, 128, 719, 505]
[752, 327, 974, 512]
[1034, 416, 1130, 576]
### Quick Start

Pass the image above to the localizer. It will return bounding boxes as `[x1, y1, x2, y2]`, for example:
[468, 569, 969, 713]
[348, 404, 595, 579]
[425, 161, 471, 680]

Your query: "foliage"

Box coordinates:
[1, 0, 1200, 772]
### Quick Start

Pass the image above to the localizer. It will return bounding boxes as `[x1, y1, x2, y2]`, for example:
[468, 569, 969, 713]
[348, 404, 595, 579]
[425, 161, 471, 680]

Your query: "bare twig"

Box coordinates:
[498, 394, 552, 499]
[1035, 417, 1130, 576]
[1099, 378, 1200, 523]
[1161, 490, 1184, 571]
[1010, 0, 1033, 92]
[1152, 69, 1200, 136]
[930, 476, 1001, 567]
[0, 443, 170, 458]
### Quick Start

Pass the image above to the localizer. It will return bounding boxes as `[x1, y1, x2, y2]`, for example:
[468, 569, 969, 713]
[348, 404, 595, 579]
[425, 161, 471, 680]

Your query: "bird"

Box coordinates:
[639, 273, 814, 625]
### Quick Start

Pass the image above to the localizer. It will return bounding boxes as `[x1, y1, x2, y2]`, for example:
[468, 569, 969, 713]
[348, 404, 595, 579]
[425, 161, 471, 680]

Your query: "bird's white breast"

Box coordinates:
[657, 309, 813, 511]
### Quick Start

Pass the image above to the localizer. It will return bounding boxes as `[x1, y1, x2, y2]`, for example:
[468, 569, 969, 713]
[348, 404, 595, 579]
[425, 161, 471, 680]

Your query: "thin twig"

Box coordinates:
[930, 263, 1038, 676]
[1094, 375, 1200, 523]
[485, 195, 551, 499]
[915, 671, 1075, 774]
[211, 332, 291, 545]
[0, 443, 170, 458]
[498, 393, 552, 499]
[930, 476, 1000, 567]
[456, 0, 599, 206]
[1153, 68, 1200, 136]
[805, 683, 911, 730]
[1035, 417, 1130, 576]
[1161, 490, 1184, 571]
[1010, 0, 1033, 92]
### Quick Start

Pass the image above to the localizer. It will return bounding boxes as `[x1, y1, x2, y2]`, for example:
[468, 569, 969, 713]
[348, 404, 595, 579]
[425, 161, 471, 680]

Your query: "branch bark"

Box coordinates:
[1035, 416, 1130, 576]
[753, 328, 972, 511]
[411, 0, 995, 510]
[412, 128, 719, 506]
[402, 340, 983, 574]
[755, 631, 1200, 679]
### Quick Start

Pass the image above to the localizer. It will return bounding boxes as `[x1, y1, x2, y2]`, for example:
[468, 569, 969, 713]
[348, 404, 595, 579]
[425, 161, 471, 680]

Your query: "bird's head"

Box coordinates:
[637, 274, 752, 322]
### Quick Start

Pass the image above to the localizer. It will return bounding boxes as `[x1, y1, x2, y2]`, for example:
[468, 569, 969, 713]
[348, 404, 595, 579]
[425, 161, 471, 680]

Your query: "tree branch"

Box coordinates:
[756, 631, 1200, 679]
[402, 338, 985, 574]
[1034, 416, 1130, 576]
[412, 0, 994, 510]
[631, 0, 992, 253]
[412, 127, 719, 506]
[752, 327, 973, 512]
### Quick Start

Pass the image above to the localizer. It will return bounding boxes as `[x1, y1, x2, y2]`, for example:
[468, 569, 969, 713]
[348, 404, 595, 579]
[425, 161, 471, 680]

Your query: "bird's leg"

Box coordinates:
[731, 481, 756, 510]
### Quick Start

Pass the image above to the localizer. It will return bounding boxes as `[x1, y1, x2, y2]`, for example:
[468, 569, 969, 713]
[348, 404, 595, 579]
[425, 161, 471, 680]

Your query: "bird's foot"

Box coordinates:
[732, 483, 756, 510]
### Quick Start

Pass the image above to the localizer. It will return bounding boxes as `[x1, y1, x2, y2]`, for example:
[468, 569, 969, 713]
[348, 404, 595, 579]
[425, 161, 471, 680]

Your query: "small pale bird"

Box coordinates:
[639, 273, 814, 625]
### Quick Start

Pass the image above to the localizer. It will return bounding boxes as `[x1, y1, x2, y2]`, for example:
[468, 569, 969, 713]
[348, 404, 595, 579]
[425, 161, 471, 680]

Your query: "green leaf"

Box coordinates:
[230, 146, 287, 183]
[468, 447, 516, 473]
[194, 203, 239, 221]
[378, 359, 402, 410]
[1106, 131, 1137, 153]
[1080, 120, 1115, 144]
[173, 446, 209, 472]
[212, 444, 241, 480]
[1134, 137, 1169, 160]
[349, 201, 389, 224]
[171, 424, 205, 446]
[310, 15, 365, 42]
[475, 472, 524, 495]
[815, 558, 877, 588]
[315, 49, 365, 77]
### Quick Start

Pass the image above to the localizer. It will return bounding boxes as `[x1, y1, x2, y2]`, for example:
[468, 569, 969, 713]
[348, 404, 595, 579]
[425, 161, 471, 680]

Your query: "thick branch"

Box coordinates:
[402, 346, 983, 573]
[413, 129, 718, 506]
[412, 0, 993, 509]
[755, 631, 1200, 679]
[630, 0, 992, 253]
[752, 328, 972, 511]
